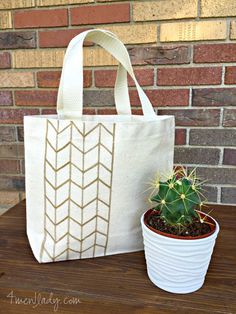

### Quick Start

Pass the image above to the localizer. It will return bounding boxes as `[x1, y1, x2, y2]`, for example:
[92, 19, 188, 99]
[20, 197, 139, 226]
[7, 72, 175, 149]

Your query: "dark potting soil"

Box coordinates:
[147, 213, 211, 237]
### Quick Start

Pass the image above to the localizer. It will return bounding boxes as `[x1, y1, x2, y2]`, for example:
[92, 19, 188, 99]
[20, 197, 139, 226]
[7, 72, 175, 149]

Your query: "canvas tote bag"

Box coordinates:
[24, 29, 175, 263]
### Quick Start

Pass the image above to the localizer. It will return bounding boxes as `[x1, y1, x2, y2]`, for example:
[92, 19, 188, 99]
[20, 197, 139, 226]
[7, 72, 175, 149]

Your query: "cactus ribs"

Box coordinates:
[147, 167, 214, 237]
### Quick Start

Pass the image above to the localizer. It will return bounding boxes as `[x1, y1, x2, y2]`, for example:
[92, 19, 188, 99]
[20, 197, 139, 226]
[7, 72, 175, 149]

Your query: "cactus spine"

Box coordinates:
[150, 168, 206, 226]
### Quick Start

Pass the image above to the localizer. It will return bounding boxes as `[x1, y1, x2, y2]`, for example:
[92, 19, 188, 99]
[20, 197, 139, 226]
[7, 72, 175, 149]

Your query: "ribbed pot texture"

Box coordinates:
[141, 211, 219, 294]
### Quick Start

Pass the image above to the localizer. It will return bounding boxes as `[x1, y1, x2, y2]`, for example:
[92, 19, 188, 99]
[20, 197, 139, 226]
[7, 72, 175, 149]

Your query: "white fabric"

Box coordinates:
[24, 29, 175, 263]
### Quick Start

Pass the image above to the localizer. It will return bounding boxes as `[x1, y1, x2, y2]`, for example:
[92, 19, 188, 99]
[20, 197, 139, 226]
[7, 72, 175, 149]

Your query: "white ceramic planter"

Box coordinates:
[141, 211, 219, 294]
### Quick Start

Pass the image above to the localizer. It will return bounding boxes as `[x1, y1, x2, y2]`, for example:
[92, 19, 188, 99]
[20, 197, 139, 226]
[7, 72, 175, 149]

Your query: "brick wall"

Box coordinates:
[0, 0, 236, 212]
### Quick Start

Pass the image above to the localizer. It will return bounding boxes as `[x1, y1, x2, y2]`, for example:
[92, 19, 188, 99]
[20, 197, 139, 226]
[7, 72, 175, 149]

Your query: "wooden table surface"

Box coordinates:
[0, 201, 235, 314]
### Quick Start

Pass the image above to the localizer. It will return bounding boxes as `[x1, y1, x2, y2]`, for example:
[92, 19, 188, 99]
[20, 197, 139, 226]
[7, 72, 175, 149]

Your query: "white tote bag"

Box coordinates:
[24, 29, 175, 263]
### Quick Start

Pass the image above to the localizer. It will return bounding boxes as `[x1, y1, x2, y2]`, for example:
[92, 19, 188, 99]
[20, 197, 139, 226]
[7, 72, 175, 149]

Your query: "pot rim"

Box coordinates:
[141, 209, 220, 242]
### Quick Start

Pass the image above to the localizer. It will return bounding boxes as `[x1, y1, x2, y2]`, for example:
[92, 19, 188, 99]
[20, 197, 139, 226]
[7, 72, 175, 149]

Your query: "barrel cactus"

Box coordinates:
[149, 168, 206, 226]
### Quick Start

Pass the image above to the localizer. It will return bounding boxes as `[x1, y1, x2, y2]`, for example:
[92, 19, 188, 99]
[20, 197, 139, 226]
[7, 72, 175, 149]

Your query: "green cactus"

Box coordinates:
[149, 168, 207, 226]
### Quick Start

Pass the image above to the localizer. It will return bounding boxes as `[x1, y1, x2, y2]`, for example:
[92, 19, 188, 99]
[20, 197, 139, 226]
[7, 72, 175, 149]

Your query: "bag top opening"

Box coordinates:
[25, 114, 174, 124]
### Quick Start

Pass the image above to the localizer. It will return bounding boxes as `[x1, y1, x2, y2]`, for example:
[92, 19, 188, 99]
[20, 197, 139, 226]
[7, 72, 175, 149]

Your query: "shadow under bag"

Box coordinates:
[24, 29, 175, 263]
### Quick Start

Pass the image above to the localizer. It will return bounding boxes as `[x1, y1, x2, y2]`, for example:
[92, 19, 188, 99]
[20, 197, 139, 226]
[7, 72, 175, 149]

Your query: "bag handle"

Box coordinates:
[58, 30, 131, 116]
[57, 29, 156, 118]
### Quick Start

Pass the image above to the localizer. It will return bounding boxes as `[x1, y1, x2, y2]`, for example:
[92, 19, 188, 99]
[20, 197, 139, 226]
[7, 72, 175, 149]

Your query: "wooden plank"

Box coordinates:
[0, 201, 235, 313]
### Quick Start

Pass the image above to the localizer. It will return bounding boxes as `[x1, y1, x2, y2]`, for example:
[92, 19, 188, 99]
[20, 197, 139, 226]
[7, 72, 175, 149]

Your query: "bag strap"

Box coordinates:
[57, 29, 156, 118]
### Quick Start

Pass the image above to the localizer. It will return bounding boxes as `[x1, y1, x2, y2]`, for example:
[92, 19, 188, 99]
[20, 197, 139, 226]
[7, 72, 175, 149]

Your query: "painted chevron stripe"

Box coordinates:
[40, 119, 116, 262]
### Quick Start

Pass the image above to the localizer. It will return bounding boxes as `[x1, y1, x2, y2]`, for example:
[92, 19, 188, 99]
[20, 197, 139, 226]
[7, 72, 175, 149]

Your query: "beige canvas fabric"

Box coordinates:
[24, 29, 175, 263]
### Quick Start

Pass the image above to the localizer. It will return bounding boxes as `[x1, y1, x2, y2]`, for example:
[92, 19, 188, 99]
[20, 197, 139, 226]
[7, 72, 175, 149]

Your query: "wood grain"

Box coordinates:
[0, 201, 235, 313]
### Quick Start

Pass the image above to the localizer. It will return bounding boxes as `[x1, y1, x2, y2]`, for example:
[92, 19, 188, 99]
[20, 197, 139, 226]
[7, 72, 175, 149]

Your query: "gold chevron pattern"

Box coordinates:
[40, 119, 116, 262]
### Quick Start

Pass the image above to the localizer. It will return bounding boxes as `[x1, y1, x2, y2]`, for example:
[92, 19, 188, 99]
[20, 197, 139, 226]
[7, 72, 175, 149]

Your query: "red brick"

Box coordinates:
[0, 91, 13, 106]
[132, 108, 143, 115]
[158, 109, 220, 126]
[129, 89, 189, 107]
[97, 108, 117, 115]
[71, 3, 130, 25]
[157, 67, 222, 86]
[83, 108, 96, 115]
[14, 9, 68, 28]
[41, 108, 96, 115]
[39, 28, 92, 48]
[37, 70, 92, 88]
[37, 71, 61, 88]
[95, 69, 154, 87]
[223, 149, 236, 166]
[175, 129, 186, 145]
[15, 90, 57, 107]
[0, 52, 11, 69]
[225, 67, 236, 84]
[0, 160, 20, 174]
[194, 44, 236, 63]
[0, 109, 39, 124]
[41, 108, 57, 115]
